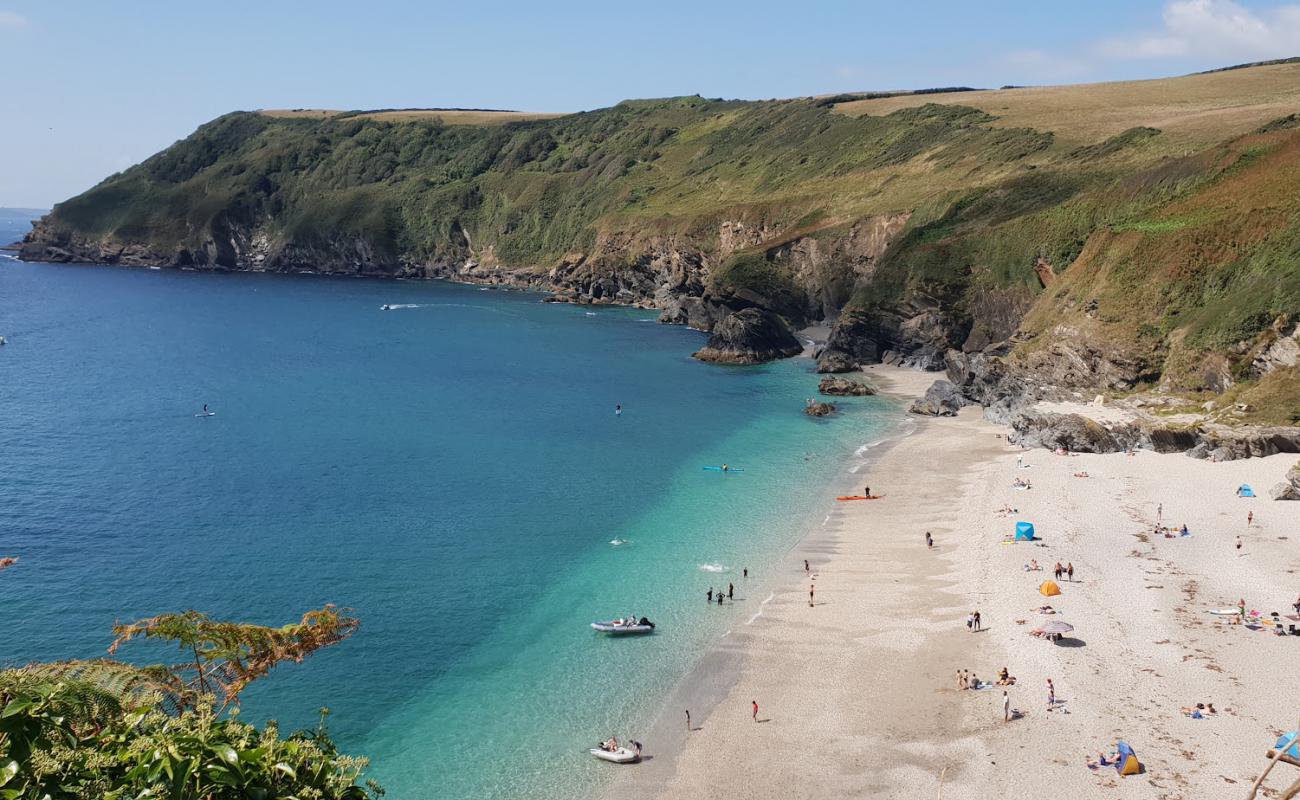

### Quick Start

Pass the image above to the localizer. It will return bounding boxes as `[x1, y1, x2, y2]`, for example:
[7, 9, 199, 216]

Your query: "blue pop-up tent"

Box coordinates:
[1276, 731, 1300, 759]
[1239, 484, 1255, 497]
[1015, 521, 1036, 541]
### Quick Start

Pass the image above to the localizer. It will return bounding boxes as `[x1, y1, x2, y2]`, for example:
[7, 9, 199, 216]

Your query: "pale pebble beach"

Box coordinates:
[605, 365, 1300, 800]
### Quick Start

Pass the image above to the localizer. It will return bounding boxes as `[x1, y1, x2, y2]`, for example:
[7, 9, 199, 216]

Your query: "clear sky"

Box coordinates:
[2, 0, 1300, 207]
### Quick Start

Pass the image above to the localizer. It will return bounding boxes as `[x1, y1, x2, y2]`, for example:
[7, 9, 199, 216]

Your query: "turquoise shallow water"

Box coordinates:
[0, 242, 893, 798]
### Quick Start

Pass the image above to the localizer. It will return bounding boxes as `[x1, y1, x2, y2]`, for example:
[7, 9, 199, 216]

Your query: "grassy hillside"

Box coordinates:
[23, 62, 1300, 417]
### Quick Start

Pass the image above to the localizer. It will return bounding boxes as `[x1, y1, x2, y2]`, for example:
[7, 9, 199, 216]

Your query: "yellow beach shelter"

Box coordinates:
[1039, 580, 1062, 597]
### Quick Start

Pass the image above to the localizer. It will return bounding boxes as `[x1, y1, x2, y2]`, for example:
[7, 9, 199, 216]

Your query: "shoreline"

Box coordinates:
[604, 366, 1300, 799]
[602, 365, 939, 799]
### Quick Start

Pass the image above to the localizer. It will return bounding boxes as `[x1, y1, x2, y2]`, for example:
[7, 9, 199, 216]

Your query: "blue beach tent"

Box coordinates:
[1276, 732, 1300, 760]
[1115, 741, 1141, 776]
[1015, 522, 1036, 541]
[1239, 484, 1255, 497]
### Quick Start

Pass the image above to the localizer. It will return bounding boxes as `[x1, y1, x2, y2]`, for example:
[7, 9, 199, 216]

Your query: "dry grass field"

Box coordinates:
[834, 61, 1300, 152]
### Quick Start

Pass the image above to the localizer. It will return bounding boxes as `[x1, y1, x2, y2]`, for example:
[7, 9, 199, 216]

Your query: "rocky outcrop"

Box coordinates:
[805, 401, 836, 417]
[908, 379, 970, 416]
[944, 348, 1034, 425]
[818, 376, 875, 396]
[693, 308, 803, 365]
[1186, 425, 1300, 461]
[1270, 461, 1300, 499]
[1008, 411, 1130, 453]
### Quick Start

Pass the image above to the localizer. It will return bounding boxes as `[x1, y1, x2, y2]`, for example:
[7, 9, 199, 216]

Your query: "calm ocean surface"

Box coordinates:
[0, 215, 895, 799]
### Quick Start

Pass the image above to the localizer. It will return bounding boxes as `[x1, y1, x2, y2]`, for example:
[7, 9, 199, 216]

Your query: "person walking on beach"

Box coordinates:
[809, 584, 815, 607]
[925, 531, 933, 549]
[1054, 562, 1063, 581]
[1157, 503, 1163, 524]
[1247, 510, 1253, 527]
[728, 582, 734, 600]
[752, 700, 758, 722]
[966, 612, 974, 632]
[1047, 678, 1055, 711]
[1239, 597, 1246, 621]
[973, 609, 982, 631]
[685, 709, 691, 731]
[707, 587, 713, 603]
[1003, 690, 1011, 723]
[1067, 562, 1075, 582]
[1236, 535, 1243, 552]
[864, 485, 870, 497]
[1016, 454, 1023, 469]
[804, 559, 810, 575]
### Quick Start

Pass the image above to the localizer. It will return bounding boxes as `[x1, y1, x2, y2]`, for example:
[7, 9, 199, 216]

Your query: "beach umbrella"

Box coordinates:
[1039, 620, 1074, 635]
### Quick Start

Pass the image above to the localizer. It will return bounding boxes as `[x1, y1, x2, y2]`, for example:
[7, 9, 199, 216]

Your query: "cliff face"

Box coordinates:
[18, 70, 1300, 426]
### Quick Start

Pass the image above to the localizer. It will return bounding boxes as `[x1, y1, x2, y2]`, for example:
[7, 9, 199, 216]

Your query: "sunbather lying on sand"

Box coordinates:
[1073, 471, 1089, 478]
[1022, 559, 1042, 571]
[1181, 703, 1216, 717]
[1035, 605, 1056, 614]
[1086, 752, 1117, 769]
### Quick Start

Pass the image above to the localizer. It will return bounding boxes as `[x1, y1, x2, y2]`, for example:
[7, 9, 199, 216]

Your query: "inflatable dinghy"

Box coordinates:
[590, 746, 640, 764]
[591, 619, 655, 635]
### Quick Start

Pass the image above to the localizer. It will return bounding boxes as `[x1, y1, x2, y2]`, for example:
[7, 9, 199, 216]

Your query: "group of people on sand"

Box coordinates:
[1052, 561, 1075, 582]
[957, 668, 1009, 690]
[1180, 702, 1217, 718]
[1012, 477, 1032, 489]
[965, 609, 983, 632]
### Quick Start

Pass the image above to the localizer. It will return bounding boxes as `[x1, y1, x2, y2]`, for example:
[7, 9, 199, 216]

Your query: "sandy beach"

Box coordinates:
[606, 365, 1300, 800]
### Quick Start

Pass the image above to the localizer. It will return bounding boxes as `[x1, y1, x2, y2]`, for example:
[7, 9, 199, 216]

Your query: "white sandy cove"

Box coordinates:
[605, 366, 1299, 800]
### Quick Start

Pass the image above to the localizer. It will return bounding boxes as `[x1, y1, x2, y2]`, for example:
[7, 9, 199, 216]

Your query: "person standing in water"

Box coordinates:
[707, 587, 713, 603]
[804, 559, 809, 575]
[728, 582, 734, 599]
[743, 567, 748, 578]
[717, 592, 723, 606]
[685, 709, 691, 731]
[809, 584, 815, 607]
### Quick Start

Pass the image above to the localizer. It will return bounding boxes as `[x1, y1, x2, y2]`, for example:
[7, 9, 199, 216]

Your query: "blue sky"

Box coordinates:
[3, 0, 1300, 207]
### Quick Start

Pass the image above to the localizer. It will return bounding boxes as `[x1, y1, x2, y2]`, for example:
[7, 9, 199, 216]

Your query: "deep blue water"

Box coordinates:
[0, 221, 893, 798]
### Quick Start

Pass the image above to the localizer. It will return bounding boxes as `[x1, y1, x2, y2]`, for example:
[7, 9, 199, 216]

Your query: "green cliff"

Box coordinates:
[20, 62, 1300, 422]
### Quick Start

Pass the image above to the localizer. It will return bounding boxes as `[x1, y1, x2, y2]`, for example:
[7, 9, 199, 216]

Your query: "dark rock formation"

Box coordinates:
[1008, 412, 1128, 453]
[944, 348, 1033, 425]
[692, 308, 803, 365]
[815, 349, 859, 373]
[805, 401, 836, 417]
[1270, 461, 1300, 500]
[1188, 425, 1300, 461]
[908, 380, 970, 416]
[818, 376, 875, 396]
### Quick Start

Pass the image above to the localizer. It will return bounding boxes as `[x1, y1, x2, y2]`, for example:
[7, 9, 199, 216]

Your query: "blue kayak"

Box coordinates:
[702, 466, 744, 472]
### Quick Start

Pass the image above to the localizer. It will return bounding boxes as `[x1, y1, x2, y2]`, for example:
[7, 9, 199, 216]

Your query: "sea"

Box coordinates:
[0, 211, 897, 799]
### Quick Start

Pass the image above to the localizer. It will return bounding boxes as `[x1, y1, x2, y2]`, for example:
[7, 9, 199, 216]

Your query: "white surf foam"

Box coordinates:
[698, 563, 728, 573]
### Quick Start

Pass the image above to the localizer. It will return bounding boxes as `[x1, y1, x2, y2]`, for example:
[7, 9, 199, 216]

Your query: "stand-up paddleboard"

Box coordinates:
[702, 466, 744, 472]
[195, 412, 216, 417]
[836, 494, 883, 501]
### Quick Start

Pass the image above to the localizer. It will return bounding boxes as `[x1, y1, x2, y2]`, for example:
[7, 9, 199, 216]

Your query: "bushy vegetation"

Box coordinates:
[0, 606, 379, 799]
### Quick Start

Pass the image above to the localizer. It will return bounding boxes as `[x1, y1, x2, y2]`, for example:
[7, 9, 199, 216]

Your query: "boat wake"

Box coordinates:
[609, 538, 630, 547]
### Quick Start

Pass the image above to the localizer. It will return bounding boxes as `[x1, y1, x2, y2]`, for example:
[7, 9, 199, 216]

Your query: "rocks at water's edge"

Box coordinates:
[908, 379, 970, 417]
[692, 308, 804, 365]
[818, 376, 875, 397]
[1008, 411, 1125, 453]
[1270, 461, 1300, 500]
[805, 401, 836, 417]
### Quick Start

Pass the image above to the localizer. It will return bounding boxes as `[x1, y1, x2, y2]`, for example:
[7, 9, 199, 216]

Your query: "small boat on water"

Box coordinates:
[591, 616, 655, 635]
[590, 738, 641, 764]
